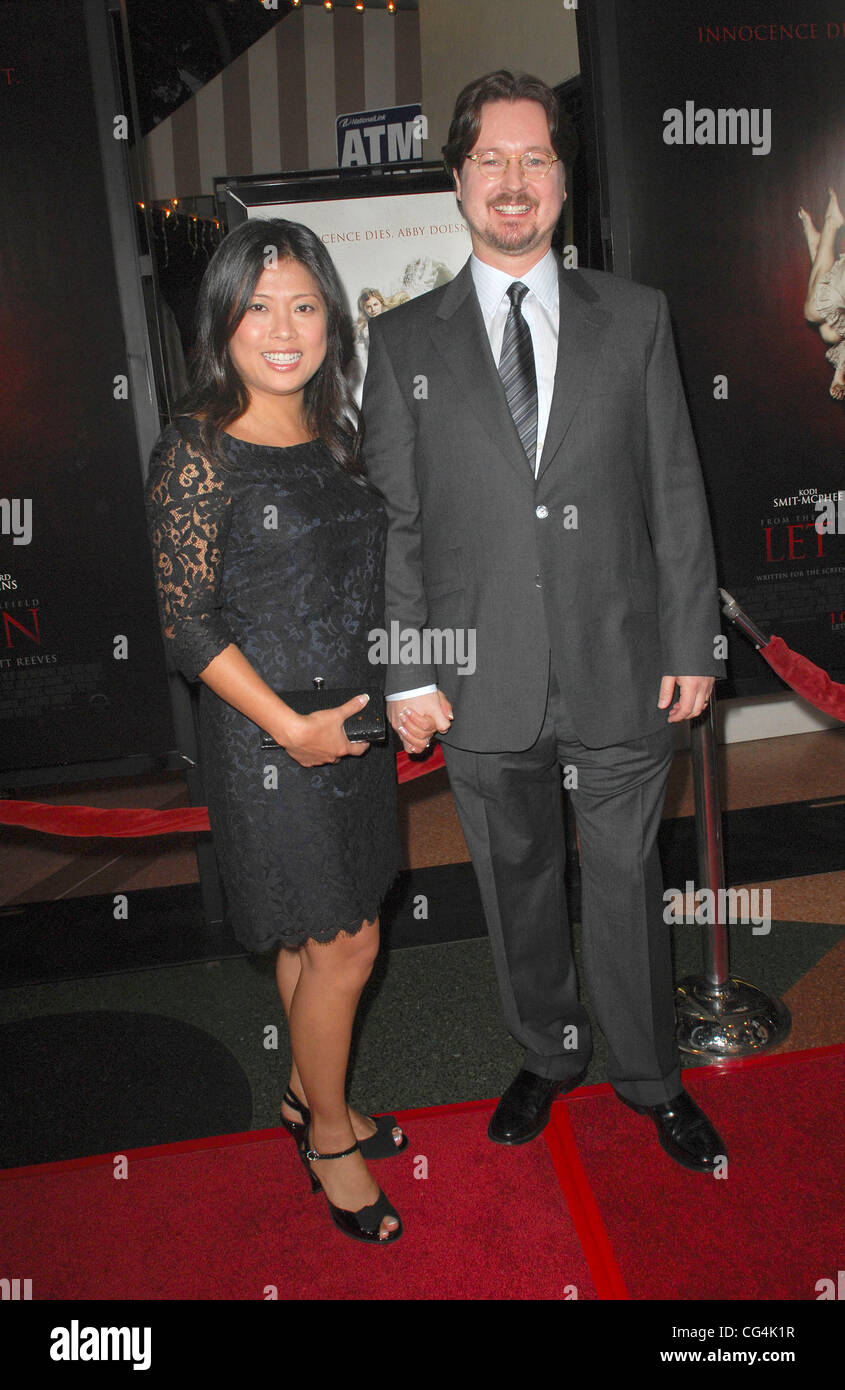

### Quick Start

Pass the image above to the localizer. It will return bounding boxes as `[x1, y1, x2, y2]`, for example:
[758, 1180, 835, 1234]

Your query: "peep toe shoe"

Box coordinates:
[298, 1126, 403, 1245]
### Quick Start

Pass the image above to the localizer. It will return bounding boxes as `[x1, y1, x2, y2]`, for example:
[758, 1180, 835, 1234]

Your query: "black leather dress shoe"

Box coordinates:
[488, 1066, 588, 1145]
[617, 1089, 727, 1172]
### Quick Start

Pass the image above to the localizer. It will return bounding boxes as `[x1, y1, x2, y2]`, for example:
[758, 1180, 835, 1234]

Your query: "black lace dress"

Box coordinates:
[145, 415, 401, 952]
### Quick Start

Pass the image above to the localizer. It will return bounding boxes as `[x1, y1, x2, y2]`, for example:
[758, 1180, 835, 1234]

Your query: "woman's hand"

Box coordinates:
[388, 691, 451, 754]
[280, 693, 372, 768]
[197, 649, 372, 768]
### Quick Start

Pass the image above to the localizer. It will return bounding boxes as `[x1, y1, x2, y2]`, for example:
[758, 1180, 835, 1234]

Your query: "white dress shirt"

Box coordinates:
[388, 248, 560, 703]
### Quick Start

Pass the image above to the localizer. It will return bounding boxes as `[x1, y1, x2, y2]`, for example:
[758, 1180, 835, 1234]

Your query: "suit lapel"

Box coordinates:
[428, 258, 613, 485]
[428, 261, 535, 487]
[536, 265, 612, 481]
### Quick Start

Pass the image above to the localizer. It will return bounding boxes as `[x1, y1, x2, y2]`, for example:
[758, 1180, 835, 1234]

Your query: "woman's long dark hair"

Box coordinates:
[175, 218, 363, 476]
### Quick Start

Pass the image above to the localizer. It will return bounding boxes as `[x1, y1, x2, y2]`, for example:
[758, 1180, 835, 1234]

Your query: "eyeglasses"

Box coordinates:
[465, 150, 560, 181]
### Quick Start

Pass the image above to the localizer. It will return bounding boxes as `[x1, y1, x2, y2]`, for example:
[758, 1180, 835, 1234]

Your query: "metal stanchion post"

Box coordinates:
[675, 699, 792, 1057]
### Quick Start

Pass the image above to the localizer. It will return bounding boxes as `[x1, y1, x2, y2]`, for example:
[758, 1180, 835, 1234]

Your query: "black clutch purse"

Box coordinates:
[259, 676, 388, 748]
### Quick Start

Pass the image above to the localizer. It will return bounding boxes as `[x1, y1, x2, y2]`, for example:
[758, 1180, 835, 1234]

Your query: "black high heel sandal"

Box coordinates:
[281, 1087, 408, 1159]
[279, 1088, 308, 1143]
[298, 1125, 403, 1245]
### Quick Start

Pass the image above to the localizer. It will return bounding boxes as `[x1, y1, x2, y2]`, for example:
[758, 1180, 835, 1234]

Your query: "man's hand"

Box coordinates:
[388, 691, 453, 753]
[658, 675, 715, 723]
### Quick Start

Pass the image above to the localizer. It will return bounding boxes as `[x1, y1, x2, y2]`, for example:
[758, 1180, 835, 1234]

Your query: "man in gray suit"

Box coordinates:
[362, 70, 726, 1170]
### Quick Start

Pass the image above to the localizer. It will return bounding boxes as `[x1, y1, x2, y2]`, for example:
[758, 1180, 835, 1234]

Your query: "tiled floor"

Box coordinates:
[2, 727, 844, 926]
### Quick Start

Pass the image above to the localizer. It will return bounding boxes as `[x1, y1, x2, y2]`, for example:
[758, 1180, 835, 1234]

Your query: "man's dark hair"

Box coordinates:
[442, 69, 579, 179]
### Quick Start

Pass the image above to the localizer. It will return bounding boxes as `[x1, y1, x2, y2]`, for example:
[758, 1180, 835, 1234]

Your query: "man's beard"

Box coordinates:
[479, 198, 543, 255]
[483, 220, 543, 254]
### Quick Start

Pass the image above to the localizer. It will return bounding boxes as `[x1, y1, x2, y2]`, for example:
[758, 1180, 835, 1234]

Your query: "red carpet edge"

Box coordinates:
[2, 1046, 842, 1186]
[2, 1048, 842, 1188]
[542, 1042, 845, 1302]
[544, 1095, 630, 1300]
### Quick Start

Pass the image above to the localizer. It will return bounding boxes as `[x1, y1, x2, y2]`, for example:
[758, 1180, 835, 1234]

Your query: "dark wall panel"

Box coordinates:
[579, 0, 845, 695]
[0, 0, 174, 774]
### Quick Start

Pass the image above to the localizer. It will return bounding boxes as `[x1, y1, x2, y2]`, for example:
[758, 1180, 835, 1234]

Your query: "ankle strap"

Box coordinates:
[283, 1087, 307, 1117]
[305, 1139, 359, 1162]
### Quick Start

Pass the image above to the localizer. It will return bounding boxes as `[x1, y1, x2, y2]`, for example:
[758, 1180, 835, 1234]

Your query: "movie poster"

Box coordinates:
[0, 0, 174, 775]
[582, 0, 845, 693]
[227, 184, 472, 398]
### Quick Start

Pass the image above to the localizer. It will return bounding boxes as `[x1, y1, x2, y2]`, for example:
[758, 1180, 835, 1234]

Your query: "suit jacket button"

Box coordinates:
[535, 505, 549, 519]
[535, 575, 542, 588]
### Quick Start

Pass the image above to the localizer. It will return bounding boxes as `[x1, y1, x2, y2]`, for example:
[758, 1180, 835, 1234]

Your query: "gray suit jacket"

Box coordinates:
[361, 255, 724, 751]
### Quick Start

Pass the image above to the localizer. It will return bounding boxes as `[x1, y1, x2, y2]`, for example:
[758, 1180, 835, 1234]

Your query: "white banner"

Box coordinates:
[248, 189, 471, 397]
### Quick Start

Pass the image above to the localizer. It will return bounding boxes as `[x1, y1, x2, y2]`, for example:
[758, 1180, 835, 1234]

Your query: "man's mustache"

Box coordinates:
[486, 196, 538, 209]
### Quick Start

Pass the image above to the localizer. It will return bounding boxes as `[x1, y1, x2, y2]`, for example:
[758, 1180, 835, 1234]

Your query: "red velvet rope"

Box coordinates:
[0, 746, 445, 838]
[761, 635, 845, 722]
[6, 636, 841, 840]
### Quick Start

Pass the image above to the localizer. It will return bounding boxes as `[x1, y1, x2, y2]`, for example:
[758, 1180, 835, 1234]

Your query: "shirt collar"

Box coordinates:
[470, 246, 559, 318]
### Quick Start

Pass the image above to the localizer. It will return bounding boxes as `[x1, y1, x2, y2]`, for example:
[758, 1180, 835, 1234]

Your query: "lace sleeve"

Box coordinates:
[145, 427, 234, 681]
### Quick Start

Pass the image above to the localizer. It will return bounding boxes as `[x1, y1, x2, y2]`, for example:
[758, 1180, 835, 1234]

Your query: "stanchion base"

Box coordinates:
[675, 975, 792, 1058]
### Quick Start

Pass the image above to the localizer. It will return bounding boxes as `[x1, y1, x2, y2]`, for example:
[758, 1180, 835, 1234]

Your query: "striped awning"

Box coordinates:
[143, 6, 421, 201]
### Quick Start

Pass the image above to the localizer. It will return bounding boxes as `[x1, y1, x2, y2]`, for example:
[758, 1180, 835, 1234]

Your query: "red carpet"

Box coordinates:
[1, 1048, 840, 1300]
[548, 1045, 845, 1301]
[0, 1099, 594, 1301]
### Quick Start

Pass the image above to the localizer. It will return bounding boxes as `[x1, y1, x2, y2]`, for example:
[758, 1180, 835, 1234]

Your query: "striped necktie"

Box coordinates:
[497, 281, 538, 471]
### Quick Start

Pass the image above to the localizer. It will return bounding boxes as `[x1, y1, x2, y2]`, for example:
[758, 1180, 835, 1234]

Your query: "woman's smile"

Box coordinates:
[228, 259, 327, 401]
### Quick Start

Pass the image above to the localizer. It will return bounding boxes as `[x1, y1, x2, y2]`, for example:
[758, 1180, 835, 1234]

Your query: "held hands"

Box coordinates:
[282, 693, 372, 767]
[278, 677, 714, 758]
[658, 675, 715, 723]
[388, 690, 453, 754]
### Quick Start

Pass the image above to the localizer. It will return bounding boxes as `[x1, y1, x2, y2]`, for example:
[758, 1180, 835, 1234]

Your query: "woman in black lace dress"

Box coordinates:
[145, 219, 434, 1245]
